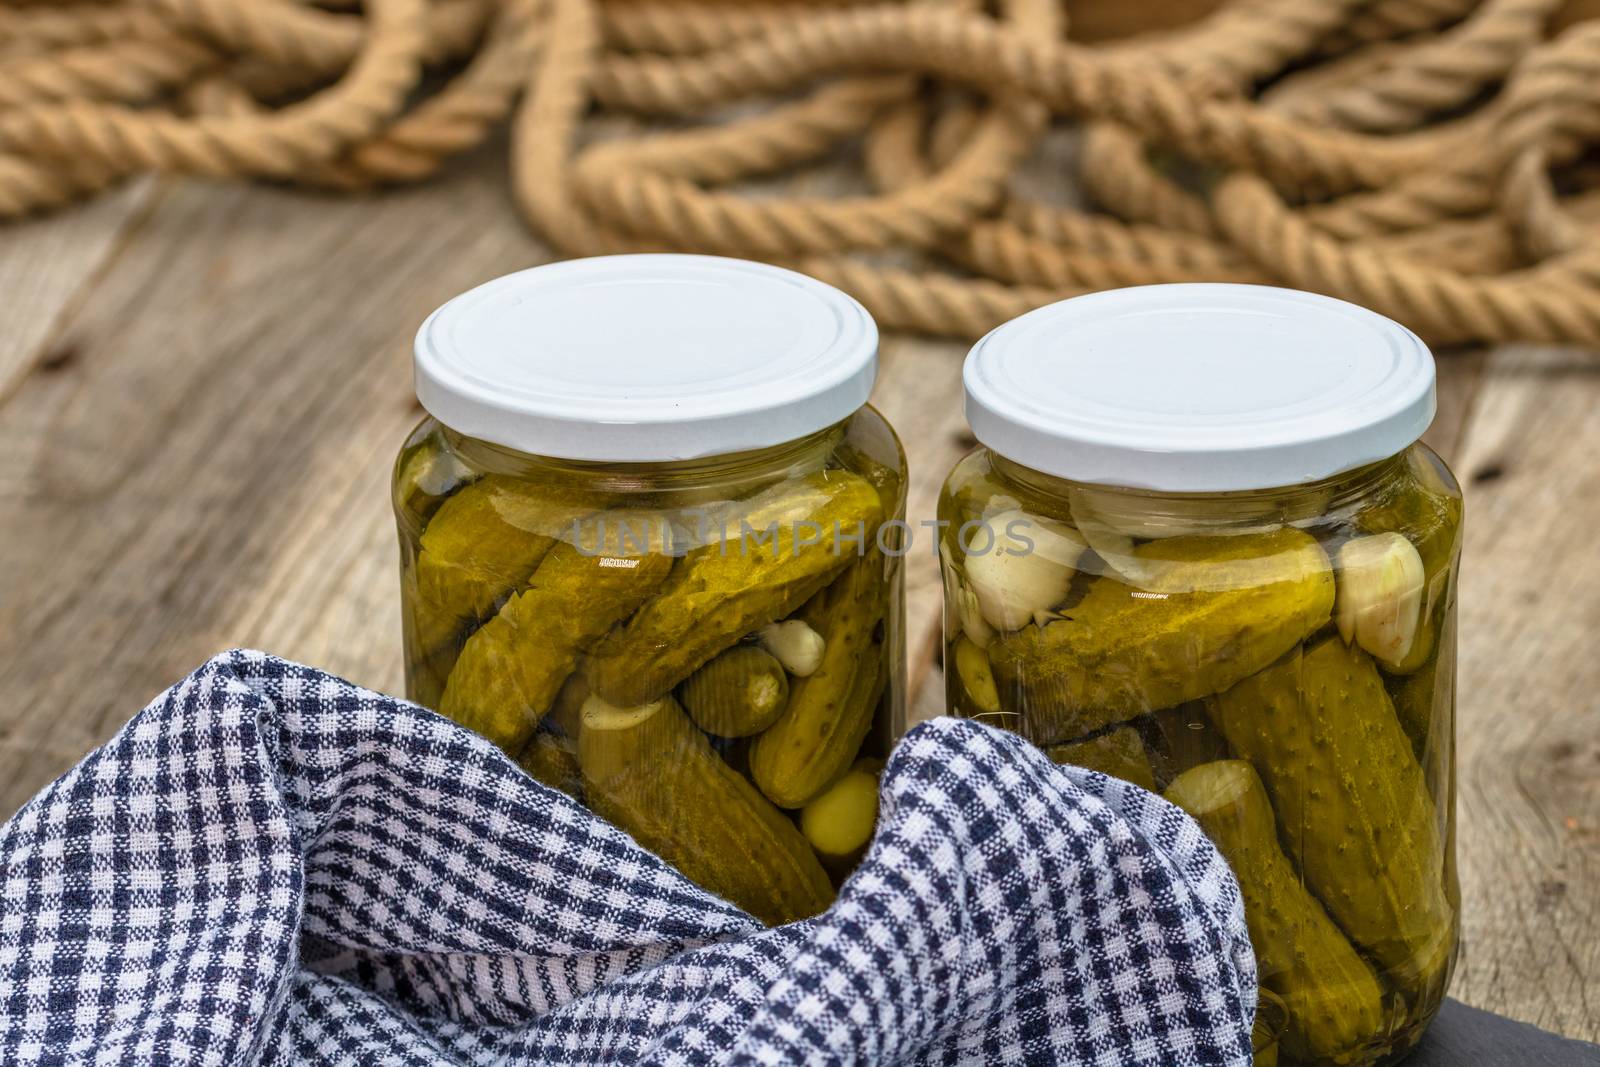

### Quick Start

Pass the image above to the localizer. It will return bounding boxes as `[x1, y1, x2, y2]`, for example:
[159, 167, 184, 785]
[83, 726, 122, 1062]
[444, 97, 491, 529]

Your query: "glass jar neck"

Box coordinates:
[438, 420, 847, 498]
[987, 448, 1412, 529]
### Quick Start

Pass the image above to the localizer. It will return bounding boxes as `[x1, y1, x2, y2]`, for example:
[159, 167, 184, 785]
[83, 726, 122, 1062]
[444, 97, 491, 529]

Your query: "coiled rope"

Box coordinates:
[3, 0, 1599, 345]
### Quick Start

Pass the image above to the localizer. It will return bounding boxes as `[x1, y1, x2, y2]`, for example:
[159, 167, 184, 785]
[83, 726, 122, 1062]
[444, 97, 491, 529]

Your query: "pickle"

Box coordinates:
[400, 555, 452, 709]
[578, 693, 834, 925]
[406, 665, 448, 712]
[587, 470, 882, 707]
[1166, 761, 1386, 1064]
[988, 529, 1335, 744]
[749, 551, 887, 809]
[1045, 726, 1157, 792]
[1388, 598, 1458, 778]
[411, 476, 590, 657]
[837, 440, 904, 522]
[799, 758, 882, 881]
[678, 645, 790, 737]
[950, 635, 1002, 716]
[1390, 664, 1437, 759]
[1209, 635, 1452, 979]
[518, 730, 581, 799]
[439, 514, 674, 753]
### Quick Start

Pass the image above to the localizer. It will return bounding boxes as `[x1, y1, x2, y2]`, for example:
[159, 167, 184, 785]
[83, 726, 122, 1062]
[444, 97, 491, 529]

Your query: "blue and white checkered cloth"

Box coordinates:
[1, 651, 1255, 1066]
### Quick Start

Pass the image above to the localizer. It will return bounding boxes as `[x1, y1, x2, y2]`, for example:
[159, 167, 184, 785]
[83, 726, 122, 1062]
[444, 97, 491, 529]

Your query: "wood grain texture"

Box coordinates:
[1445, 345, 1600, 1038]
[0, 153, 547, 806]
[0, 156, 1595, 1038]
[0, 179, 156, 400]
[870, 333, 971, 727]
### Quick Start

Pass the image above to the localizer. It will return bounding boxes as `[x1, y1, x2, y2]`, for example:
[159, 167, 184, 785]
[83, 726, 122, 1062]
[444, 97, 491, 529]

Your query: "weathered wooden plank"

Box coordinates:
[869, 334, 971, 725]
[1426, 347, 1489, 461]
[0, 180, 156, 403]
[0, 168, 980, 811]
[0, 158, 552, 814]
[1445, 344, 1600, 1039]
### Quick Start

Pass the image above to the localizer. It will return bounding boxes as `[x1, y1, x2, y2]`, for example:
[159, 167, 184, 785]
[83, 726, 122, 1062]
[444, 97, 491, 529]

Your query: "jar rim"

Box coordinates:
[963, 284, 1436, 492]
[414, 255, 878, 463]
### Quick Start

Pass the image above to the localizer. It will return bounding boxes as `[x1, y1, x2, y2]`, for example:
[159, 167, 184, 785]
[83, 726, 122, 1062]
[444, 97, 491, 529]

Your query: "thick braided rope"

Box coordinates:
[1269, 0, 1563, 131]
[3, 0, 1600, 348]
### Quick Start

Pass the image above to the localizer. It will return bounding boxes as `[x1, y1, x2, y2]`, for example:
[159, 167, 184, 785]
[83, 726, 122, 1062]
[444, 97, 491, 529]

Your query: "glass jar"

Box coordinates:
[394, 256, 906, 926]
[938, 285, 1461, 1067]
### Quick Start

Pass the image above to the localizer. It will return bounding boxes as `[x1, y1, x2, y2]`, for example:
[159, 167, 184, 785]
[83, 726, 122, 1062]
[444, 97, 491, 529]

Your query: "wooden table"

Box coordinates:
[2, 153, 1597, 1039]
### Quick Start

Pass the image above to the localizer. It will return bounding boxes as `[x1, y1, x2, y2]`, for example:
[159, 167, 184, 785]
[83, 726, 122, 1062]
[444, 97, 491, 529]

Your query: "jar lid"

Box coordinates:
[414, 255, 878, 462]
[963, 284, 1437, 492]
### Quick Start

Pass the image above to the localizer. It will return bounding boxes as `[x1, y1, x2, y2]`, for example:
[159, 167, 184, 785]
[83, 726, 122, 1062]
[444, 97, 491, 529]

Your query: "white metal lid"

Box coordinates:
[963, 284, 1437, 492]
[414, 255, 878, 462]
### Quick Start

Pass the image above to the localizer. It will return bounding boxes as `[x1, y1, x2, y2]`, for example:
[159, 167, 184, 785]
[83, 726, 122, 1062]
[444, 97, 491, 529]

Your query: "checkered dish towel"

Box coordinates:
[1, 651, 1256, 1066]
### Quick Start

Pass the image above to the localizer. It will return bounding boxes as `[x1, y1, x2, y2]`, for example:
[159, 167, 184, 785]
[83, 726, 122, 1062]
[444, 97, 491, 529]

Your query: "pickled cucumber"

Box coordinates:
[950, 636, 1002, 716]
[799, 758, 881, 881]
[1390, 665, 1437, 760]
[405, 646, 454, 712]
[439, 515, 674, 753]
[678, 645, 790, 737]
[400, 554, 452, 709]
[749, 551, 887, 809]
[1166, 761, 1386, 1064]
[1045, 727, 1157, 792]
[1209, 635, 1452, 979]
[837, 440, 904, 523]
[1389, 600, 1458, 778]
[988, 529, 1335, 744]
[587, 470, 882, 707]
[518, 731, 581, 798]
[411, 476, 591, 658]
[578, 693, 834, 925]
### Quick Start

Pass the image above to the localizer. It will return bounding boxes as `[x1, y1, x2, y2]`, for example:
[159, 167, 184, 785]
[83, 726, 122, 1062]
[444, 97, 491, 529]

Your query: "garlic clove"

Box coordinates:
[1065, 491, 1165, 586]
[1335, 532, 1425, 670]
[758, 618, 826, 677]
[941, 540, 996, 648]
[956, 580, 997, 649]
[960, 508, 1085, 633]
[939, 540, 963, 633]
